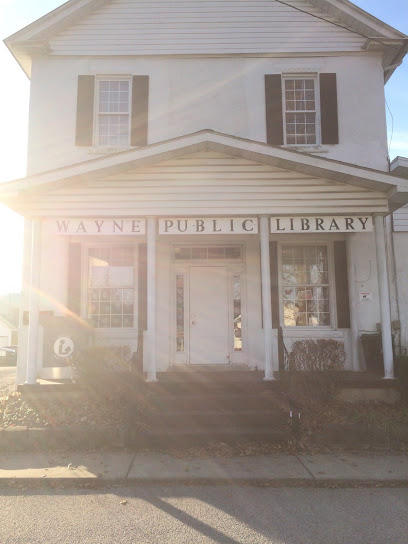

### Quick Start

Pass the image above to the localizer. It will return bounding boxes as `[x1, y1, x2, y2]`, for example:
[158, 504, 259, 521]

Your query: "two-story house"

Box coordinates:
[1, 0, 408, 385]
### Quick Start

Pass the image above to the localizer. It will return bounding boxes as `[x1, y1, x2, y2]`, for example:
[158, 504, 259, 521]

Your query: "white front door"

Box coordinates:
[189, 266, 230, 365]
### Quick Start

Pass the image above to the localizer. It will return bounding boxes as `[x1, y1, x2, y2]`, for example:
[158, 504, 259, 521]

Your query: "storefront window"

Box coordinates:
[88, 247, 134, 328]
[282, 245, 330, 327]
[176, 274, 185, 352]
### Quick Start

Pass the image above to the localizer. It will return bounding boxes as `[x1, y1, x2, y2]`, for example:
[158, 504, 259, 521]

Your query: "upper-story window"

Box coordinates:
[75, 75, 149, 148]
[282, 77, 319, 146]
[97, 79, 131, 147]
[265, 73, 338, 147]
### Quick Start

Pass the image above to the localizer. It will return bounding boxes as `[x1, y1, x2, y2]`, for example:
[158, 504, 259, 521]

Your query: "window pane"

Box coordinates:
[208, 247, 225, 259]
[88, 247, 134, 328]
[174, 246, 242, 261]
[233, 275, 242, 351]
[98, 114, 129, 147]
[176, 275, 185, 352]
[98, 80, 130, 146]
[284, 78, 316, 145]
[282, 246, 330, 327]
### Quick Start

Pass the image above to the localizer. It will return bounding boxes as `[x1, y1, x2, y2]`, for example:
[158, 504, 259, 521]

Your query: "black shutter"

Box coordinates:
[265, 74, 284, 145]
[269, 241, 280, 328]
[75, 75, 95, 146]
[320, 73, 339, 145]
[334, 241, 350, 328]
[67, 243, 82, 316]
[131, 76, 149, 146]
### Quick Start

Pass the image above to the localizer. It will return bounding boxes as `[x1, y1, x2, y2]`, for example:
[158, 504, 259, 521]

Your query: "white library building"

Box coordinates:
[1, 0, 408, 384]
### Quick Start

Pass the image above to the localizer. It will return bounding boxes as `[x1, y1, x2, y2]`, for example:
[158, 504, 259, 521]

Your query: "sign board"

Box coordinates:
[46, 219, 145, 235]
[270, 216, 373, 233]
[41, 316, 91, 367]
[159, 218, 258, 235]
[359, 292, 373, 302]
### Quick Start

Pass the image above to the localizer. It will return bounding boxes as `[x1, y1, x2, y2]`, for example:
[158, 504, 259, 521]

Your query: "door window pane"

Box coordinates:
[233, 275, 242, 351]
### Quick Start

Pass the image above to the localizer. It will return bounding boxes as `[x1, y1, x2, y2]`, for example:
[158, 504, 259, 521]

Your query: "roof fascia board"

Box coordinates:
[5, 0, 408, 80]
[308, 0, 407, 39]
[2, 131, 408, 197]
[5, 0, 110, 43]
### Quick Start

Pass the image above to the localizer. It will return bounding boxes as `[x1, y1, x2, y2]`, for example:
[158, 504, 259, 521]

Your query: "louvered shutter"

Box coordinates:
[75, 75, 95, 146]
[131, 76, 149, 147]
[265, 75, 284, 145]
[320, 73, 339, 145]
[334, 241, 350, 328]
[67, 243, 82, 316]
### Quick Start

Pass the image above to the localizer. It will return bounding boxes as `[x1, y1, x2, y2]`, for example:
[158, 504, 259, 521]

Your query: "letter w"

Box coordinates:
[56, 220, 70, 233]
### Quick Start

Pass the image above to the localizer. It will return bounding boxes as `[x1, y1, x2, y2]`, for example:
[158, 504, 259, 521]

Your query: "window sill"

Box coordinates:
[282, 328, 345, 338]
[283, 145, 329, 154]
[86, 146, 134, 155]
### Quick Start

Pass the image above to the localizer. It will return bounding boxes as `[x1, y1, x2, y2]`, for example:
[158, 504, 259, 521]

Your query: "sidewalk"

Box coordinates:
[0, 452, 407, 485]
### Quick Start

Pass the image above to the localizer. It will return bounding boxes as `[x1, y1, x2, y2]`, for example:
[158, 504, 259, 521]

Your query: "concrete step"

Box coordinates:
[127, 427, 292, 449]
[148, 381, 282, 396]
[149, 393, 286, 412]
[148, 410, 289, 430]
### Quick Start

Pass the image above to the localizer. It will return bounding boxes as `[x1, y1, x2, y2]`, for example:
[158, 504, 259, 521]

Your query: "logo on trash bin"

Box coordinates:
[53, 336, 74, 358]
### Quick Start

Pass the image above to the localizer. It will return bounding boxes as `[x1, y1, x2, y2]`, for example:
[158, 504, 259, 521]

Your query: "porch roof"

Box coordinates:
[1, 130, 408, 216]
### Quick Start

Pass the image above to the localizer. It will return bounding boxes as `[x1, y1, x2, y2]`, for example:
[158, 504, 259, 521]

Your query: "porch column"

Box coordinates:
[374, 215, 394, 379]
[260, 216, 275, 381]
[146, 217, 158, 382]
[346, 234, 360, 371]
[25, 219, 41, 384]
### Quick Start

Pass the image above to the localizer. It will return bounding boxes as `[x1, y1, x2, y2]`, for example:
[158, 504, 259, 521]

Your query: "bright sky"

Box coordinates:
[0, 0, 407, 296]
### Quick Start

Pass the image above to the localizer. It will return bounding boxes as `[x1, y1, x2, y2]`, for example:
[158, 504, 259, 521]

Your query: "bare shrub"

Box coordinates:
[286, 339, 346, 406]
[289, 339, 345, 372]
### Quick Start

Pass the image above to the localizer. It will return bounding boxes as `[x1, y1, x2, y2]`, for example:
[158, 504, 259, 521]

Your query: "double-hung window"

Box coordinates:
[96, 79, 131, 147]
[283, 77, 318, 146]
[88, 246, 135, 328]
[282, 245, 331, 327]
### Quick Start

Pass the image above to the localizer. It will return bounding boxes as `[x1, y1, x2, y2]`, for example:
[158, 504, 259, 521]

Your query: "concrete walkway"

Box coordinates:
[0, 452, 407, 484]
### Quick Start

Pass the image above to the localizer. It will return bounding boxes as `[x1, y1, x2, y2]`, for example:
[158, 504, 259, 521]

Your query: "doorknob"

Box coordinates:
[190, 320, 196, 325]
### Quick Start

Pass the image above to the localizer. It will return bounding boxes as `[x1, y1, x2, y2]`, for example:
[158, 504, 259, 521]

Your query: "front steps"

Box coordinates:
[129, 370, 292, 448]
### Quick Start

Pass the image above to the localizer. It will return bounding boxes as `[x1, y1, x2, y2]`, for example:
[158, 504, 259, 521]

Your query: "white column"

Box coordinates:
[146, 217, 158, 382]
[346, 234, 360, 371]
[25, 219, 41, 384]
[374, 215, 394, 379]
[260, 216, 275, 380]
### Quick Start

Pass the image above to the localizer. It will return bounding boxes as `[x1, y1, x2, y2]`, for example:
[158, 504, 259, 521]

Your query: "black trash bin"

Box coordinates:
[361, 333, 383, 374]
[40, 315, 93, 368]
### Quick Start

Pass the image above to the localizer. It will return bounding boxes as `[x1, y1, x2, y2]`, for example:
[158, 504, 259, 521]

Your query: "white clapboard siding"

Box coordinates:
[25, 152, 388, 217]
[394, 205, 408, 232]
[48, 0, 365, 55]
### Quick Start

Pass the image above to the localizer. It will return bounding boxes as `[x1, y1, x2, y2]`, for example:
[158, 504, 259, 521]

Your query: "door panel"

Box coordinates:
[189, 266, 229, 365]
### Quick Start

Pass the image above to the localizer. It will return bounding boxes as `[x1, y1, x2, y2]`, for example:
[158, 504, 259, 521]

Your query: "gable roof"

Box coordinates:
[5, 0, 407, 81]
[0, 315, 18, 331]
[1, 130, 408, 213]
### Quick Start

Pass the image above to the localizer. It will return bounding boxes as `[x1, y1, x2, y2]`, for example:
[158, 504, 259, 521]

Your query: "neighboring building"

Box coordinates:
[1, 0, 408, 384]
[0, 315, 18, 348]
[390, 157, 408, 356]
